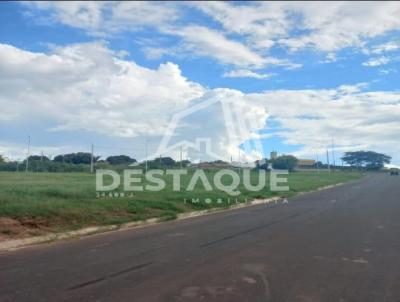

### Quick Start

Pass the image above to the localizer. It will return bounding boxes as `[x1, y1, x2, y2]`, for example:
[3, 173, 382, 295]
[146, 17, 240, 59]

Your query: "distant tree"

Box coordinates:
[146, 157, 176, 169]
[255, 158, 270, 170]
[27, 155, 50, 162]
[341, 151, 391, 170]
[53, 152, 100, 164]
[272, 155, 298, 172]
[212, 160, 228, 164]
[53, 155, 64, 163]
[181, 160, 191, 167]
[0, 155, 4, 163]
[314, 161, 323, 168]
[159, 157, 175, 166]
[106, 155, 136, 165]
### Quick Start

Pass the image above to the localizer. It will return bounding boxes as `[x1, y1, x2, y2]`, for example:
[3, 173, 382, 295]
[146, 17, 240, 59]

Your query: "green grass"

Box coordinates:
[0, 170, 364, 237]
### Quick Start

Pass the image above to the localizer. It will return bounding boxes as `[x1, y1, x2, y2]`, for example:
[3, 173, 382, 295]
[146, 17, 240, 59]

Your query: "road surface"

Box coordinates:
[1, 174, 400, 302]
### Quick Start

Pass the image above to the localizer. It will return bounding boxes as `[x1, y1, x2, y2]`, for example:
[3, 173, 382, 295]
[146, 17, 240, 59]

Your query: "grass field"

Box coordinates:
[0, 170, 364, 239]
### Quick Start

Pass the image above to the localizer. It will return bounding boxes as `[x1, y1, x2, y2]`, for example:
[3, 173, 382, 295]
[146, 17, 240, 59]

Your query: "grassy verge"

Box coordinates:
[0, 170, 364, 239]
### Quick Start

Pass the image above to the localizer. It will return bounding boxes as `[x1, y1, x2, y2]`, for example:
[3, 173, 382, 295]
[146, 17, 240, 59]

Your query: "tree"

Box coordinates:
[255, 158, 270, 170]
[0, 155, 5, 163]
[53, 152, 100, 164]
[146, 157, 176, 169]
[341, 151, 391, 170]
[27, 155, 50, 162]
[106, 155, 136, 165]
[271, 155, 298, 172]
[159, 157, 175, 166]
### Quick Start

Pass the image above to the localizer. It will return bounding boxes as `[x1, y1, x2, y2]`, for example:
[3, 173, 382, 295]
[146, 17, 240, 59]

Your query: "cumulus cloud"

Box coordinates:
[1, 43, 400, 164]
[0, 42, 267, 162]
[248, 87, 400, 161]
[0, 42, 204, 138]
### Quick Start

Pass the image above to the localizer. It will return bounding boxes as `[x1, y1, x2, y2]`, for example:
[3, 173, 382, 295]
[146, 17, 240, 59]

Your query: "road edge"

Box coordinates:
[0, 182, 346, 252]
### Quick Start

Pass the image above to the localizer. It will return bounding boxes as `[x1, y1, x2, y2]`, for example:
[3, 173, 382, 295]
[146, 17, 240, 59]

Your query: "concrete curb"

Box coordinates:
[0, 182, 345, 252]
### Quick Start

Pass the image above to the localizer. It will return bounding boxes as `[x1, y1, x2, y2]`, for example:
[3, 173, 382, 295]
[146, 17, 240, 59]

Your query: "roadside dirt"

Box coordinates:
[0, 217, 48, 241]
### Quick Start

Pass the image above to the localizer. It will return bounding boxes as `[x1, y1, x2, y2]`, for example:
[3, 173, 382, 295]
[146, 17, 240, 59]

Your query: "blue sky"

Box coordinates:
[0, 1, 399, 165]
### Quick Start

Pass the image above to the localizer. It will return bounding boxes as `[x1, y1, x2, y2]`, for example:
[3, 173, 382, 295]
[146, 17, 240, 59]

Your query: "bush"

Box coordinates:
[272, 155, 298, 172]
[106, 155, 136, 165]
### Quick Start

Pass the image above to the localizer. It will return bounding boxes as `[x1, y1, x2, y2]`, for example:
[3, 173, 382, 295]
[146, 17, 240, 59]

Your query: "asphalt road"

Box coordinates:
[1, 173, 400, 302]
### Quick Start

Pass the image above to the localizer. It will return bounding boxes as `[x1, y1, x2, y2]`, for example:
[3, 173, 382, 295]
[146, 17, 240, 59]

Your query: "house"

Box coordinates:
[297, 159, 316, 168]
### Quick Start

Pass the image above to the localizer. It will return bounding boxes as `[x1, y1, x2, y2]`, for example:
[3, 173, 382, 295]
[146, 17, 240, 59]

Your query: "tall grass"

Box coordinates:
[0, 170, 364, 233]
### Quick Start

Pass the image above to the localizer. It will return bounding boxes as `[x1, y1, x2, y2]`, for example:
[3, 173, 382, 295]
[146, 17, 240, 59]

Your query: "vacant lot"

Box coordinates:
[0, 170, 364, 239]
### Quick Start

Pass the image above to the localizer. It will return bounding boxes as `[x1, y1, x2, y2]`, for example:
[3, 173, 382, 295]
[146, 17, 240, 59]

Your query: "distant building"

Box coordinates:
[297, 159, 316, 168]
[270, 151, 278, 160]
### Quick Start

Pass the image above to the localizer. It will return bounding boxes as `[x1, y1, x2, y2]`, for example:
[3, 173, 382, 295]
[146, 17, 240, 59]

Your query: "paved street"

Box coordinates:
[1, 174, 399, 302]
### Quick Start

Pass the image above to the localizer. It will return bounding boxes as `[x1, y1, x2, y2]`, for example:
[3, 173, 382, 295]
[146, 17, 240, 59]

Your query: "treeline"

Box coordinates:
[0, 150, 392, 172]
[0, 153, 189, 172]
[255, 150, 392, 172]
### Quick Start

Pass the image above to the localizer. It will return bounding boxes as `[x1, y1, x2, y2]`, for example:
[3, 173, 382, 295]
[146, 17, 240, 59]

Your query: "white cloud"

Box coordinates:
[193, 2, 290, 50]
[0, 42, 204, 138]
[25, 1, 179, 35]
[24, 1, 400, 62]
[362, 56, 391, 67]
[196, 2, 400, 52]
[1, 43, 399, 164]
[165, 26, 267, 69]
[165, 25, 301, 69]
[23, 2, 300, 70]
[338, 83, 369, 94]
[223, 69, 273, 79]
[248, 87, 400, 162]
[27, 1, 105, 31]
[0, 141, 70, 162]
[370, 40, 400, 54]
[0, 42, 268, 162]
[319, 53, 338, 64]
[378, 68, 397, 75]
[142, 47, 171, 60]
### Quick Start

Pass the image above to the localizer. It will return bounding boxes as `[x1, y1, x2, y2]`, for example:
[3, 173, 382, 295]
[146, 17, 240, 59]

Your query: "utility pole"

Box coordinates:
[316, 152, 320, 173]
[90, 143, 94, 174]
[145, 138, 148, 173]
[180, 145, 183, 169]
[326, 150, 331, 174]
[25, 135, 30, 172]
[40, 150, 44, 172]
[238, 148, 241, 174]
[331, 138, 336, 172]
